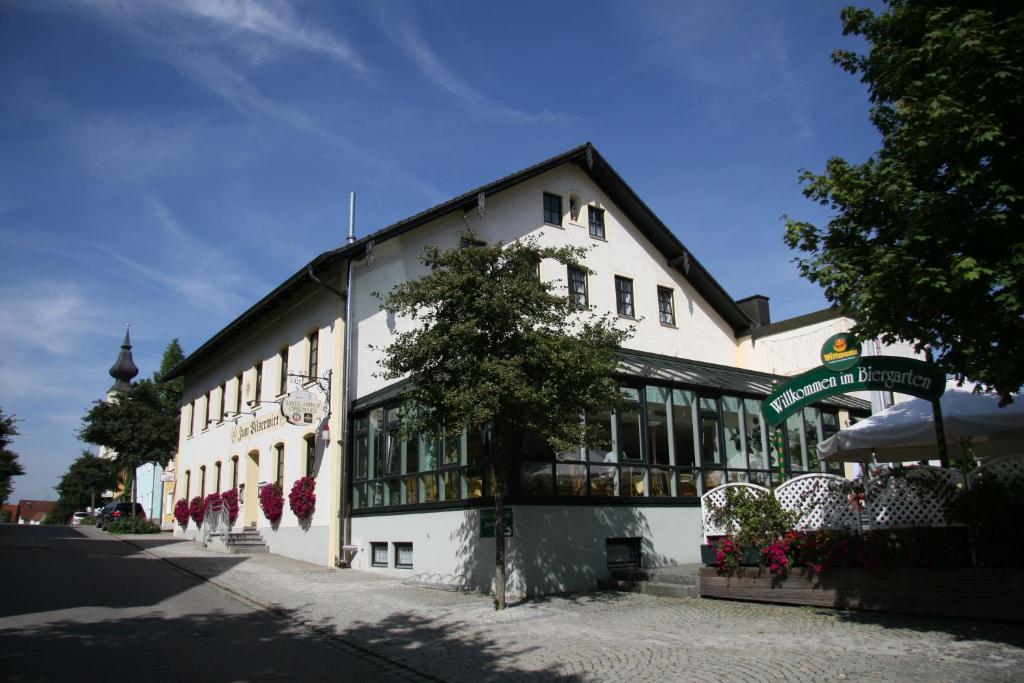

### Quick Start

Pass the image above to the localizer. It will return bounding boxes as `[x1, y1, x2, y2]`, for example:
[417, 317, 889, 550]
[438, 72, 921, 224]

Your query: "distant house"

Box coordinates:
[15, 500, 56, 525]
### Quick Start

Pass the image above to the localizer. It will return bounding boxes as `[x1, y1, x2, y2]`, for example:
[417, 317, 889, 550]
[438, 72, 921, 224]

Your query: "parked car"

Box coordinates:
[97, 502, 146, 529]
[70, 511, 91, 526]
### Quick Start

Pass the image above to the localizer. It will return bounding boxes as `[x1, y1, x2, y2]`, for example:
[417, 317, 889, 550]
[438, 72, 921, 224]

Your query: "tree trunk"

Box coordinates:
[491, 426, 510, 610]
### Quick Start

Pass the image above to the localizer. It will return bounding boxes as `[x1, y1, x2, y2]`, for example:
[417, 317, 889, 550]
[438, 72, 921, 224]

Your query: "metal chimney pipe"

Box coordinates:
[347, 192, 356, 244]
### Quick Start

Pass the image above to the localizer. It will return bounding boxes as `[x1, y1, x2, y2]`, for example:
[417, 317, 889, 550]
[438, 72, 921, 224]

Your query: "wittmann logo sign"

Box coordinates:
[820, 333, 862, 372]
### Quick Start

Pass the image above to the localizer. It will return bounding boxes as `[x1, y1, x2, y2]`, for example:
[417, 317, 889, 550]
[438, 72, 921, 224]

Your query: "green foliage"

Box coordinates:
[52, 452, 119, 523]
[153, 339, 186, 412]
[79, 379, 178, 472]
[0, 508, 12, 523]
[78, 515, 98, 527]
[0, 408, 26, 505]
[377, 232, 632, 455]
[785, 2, 1024, 402]
[377, 231, 632, 608]
[105, 516, 160, 534]
[946, 473, 1024, 566]
[706, 487, 798, 551]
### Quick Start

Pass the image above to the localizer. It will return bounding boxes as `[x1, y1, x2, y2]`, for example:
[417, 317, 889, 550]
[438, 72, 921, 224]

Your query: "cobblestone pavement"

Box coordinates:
[123, 533, 1024, 682]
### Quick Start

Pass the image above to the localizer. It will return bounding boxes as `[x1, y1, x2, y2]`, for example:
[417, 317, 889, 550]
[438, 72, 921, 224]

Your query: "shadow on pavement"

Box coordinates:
[821, 607, 1024, 649]
[0, 607, 392, 682]
[333, 609, 583, 681]
[0, 525, 247, 619]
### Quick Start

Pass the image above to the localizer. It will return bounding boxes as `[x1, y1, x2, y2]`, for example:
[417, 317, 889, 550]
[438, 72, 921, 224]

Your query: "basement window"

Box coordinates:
[606, 537, 641, 568]
[371, 543, 389, 568]
[394, 542, 414, 569]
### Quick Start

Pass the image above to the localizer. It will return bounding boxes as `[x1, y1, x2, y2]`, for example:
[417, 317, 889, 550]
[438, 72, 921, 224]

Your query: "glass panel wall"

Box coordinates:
[351, 391, 855, 510]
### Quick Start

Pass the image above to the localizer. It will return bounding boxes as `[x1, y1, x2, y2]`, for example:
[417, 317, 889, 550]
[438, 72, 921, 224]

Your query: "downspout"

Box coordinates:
[339, 192, 357, 565]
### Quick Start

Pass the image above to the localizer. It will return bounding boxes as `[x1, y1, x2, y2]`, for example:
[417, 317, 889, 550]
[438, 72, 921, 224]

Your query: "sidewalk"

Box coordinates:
[122, 533, 1024, 682]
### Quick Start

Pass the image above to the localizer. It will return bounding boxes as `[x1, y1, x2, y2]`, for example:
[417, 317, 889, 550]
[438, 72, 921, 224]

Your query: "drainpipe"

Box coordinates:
[338, 192, 357, 565]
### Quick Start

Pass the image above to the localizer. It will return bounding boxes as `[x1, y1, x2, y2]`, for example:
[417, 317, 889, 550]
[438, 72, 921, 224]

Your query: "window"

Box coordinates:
[199, 466, 206, 497]
[460, 236, 486, 248]
[234, 373, 243, 413]
[371, 543, 389, 567]
[184, 470, 191, 498]
[202, 395, 209, 430]
[274, 443, 285, 488]
[657, 287, 675, 326]
[231, 456, 239, 489]
[615, 276, 635, 318]
[543, 192, 562, 226]
[214, 461, 222, 493]
[305, 436, 316, 477]
[567, 267, 588, 309]
[606, 538, 641, 568]
[186, 403, 194, 437]
[394, 542, 413, 569]
[254, 362, 263, 404]
[588, 206, 605, 239]
[217, 383, 225, 422]
[278, 347, 289, 395]
[307, 331, 319, 380]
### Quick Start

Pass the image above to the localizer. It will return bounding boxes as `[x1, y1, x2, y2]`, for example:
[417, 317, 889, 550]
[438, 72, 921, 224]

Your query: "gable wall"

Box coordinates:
[350, 165, 739, 399]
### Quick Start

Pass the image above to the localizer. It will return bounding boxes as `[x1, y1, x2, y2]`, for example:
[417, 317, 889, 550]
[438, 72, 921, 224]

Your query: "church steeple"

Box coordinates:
[108, 323, 139, 392]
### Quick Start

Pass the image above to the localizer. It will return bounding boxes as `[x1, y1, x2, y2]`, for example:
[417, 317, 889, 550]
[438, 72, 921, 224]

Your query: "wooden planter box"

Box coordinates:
[699, 566, 1024, 621]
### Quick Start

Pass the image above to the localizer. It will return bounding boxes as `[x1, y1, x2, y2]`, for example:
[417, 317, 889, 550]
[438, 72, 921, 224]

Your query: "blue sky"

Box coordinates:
[1, 0, 881, 502]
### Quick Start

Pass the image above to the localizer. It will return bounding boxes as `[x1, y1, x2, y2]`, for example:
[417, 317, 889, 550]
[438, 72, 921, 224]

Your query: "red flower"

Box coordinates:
[188, 496, 205, 526]
[173, 498, 190, 528]
[288, 476, 317, 520]
[259, 483, 284, 523]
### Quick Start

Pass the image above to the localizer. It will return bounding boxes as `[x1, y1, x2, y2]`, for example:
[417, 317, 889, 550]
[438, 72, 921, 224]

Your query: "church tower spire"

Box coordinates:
[108, 323, 139, 392]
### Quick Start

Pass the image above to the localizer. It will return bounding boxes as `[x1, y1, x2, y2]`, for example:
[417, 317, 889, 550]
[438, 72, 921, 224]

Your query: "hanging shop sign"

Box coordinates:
[820, 332, 862, 372]
[480, 508, 514, 538]
[762, 355, 945, 426]
[280, 390, 326, 426]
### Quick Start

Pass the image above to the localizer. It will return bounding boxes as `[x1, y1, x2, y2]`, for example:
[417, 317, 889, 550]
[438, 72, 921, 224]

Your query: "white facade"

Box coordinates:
[171, 144, 872, 595]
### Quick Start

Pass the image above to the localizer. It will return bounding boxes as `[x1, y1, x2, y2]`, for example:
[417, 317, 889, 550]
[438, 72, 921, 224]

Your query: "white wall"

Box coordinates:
[351, 505, 703, 597]
[351, 166, 738, 401]
[174, 273, 345, 566]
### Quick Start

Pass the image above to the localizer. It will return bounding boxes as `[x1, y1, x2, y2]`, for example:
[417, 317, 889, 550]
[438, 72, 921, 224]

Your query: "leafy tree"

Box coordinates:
[153, 339, 185, 412]
[79, 380, 178, 503]
[785, 2, 1024, 403]
[0, 408, 26, 505]
[378, 233, 631, 609]
[52, 451, 119, 523]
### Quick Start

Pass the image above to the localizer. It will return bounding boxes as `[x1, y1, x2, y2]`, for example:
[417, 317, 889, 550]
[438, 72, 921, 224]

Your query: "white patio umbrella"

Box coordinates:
[819, 388, 1024, 463]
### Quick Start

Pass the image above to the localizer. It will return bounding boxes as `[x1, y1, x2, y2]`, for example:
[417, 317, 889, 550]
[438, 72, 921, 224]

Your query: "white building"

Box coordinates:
[168, 143, 869, 596]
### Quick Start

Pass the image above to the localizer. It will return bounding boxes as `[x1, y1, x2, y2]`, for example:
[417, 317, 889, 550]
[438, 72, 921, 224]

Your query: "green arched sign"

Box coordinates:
[761, 355, 945, 426]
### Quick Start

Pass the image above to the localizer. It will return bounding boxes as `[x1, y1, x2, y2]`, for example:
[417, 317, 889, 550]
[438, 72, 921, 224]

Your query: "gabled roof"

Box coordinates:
[167, 143, 754, 382]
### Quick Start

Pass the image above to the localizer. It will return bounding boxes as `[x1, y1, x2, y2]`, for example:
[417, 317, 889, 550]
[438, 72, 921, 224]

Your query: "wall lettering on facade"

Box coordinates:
[231, 414, 284, 443]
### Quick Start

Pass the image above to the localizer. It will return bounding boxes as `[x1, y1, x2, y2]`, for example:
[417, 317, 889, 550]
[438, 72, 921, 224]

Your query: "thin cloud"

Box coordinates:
[380, 7, 576, 124]
[0, 281, 105, 357]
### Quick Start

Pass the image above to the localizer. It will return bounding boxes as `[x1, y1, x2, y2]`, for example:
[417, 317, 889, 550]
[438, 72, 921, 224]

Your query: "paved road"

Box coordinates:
[0, 525, 418, 682]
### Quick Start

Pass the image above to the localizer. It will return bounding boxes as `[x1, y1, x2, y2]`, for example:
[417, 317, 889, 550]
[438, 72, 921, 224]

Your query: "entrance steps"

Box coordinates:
[599, 563, 702, 598]
[226, 523, 269, 554]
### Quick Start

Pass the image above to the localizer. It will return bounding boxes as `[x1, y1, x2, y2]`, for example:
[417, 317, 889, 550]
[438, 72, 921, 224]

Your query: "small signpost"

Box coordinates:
[280, 389, 325, 426]
[480, 508, 513, 538]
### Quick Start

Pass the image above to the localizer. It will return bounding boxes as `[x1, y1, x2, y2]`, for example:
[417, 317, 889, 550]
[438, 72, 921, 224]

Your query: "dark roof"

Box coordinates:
[108, 325, 139, 392]
[614, 348, 870, 412]
[747, 307, 846, 341]
[167, 142, 754, 382]
[351, 349, 870, 414]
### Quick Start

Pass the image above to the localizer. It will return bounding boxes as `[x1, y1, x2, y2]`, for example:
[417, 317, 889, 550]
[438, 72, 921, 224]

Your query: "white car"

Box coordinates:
[70, 511, 91, 526]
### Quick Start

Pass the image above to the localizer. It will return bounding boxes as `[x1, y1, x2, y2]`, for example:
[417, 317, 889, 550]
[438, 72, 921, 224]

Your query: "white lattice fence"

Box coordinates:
[774, 473, 861, 532]
[700, 483, 769, 541]
[968, 455, 1024, 486]
[865, 467, 965, 529]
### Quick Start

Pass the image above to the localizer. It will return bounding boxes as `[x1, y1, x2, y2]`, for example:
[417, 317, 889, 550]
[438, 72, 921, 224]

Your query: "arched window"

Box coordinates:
[274, 443, 285, 488]
[214, 461, 222, 493]
[184, 470, 191, 498]
[231, 456, 239, 489]
[304, 435, 316, 477]
[199, 465, 206, 497]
